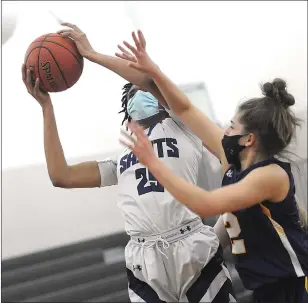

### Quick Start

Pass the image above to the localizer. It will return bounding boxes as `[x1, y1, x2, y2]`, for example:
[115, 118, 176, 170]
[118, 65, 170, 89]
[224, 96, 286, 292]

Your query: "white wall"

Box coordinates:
[2, 1, 307, 170]
[2, 150, 125, 260]
[131, 1, 307, 121]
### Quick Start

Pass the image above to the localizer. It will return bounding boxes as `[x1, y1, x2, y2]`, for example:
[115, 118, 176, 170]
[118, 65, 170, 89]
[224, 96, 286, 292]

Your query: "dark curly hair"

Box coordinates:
[119, 82, 133, 125]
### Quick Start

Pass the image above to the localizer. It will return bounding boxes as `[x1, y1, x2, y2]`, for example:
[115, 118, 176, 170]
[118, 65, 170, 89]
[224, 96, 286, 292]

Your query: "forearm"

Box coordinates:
[148, 157, 269, 217]
[150, 67, 192, 114]
[42, 103, 69, 183]
[87, 51, 148, 88]
[149, 159, 218, 218]
[150, 66, 225, 158]
[87, 51, 169, 108]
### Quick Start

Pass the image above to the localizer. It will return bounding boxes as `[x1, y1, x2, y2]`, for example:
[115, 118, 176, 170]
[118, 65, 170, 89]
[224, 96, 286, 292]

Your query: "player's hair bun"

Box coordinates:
[262, 78, 295, 108]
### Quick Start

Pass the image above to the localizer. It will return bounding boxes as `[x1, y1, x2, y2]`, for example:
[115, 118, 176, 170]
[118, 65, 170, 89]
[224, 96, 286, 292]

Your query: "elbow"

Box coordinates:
[50, 176, 70, 188]
[198, 209, 211, 218]
[187, 204, 209, 218]
[194, 203, 220, 219]
[49, 166, 72, 188]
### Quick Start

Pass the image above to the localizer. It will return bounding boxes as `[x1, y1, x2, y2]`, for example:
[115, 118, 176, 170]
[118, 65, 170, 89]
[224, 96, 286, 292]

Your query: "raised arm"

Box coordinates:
[120, 121, 290, 218]
[42, 103, 101, 188]
[117, 30, 228, 169]
[57, 23, 168, 108]
[22, 64, 107, 189]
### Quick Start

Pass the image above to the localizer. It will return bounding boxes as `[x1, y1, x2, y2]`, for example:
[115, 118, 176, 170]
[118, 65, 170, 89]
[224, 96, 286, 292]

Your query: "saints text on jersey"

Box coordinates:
[119, 138, 180, 196]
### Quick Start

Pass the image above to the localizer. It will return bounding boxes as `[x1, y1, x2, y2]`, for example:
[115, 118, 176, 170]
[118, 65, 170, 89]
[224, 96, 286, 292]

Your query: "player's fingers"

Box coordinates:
[57, 29, 73, 34]
[117, 44, 129, 54]
[127, 121, 145, 139]
[130, 55, 138, 63]
[123, 41, 139, 56]
[138, 30, 146, 49]
[61, 22, 82, 32]
[115, 52, 137, 63]
[115, 52, 127, 60]
[117, 45, 136, 59]
[120, 129, 137, 144]
[58, 30, 77, 40]
[25, 68, 33, 92]
[115, 52, 131, 61]
[22, 64, 26, 84]
[33, 78, 40, 97]
[119, 139, 135, 151]
[118, 45, 138, 61]
[127, 62, 145, 72]
[132, 31, 141, 50]
[129, 120, 143, 131]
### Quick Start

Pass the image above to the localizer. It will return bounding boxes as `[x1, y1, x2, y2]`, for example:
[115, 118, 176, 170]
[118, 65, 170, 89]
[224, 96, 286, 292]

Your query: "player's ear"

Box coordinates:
[244, 133, 256, 147]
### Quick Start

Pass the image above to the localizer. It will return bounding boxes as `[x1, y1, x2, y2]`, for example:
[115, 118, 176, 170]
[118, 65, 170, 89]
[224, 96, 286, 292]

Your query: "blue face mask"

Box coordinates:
[127, 91, 160, 121]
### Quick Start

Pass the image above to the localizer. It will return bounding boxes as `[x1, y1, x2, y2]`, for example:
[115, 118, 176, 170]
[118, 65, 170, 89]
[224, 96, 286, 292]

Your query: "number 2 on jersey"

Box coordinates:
[223, 213, 246, 254]
[135, 168, 164, 195]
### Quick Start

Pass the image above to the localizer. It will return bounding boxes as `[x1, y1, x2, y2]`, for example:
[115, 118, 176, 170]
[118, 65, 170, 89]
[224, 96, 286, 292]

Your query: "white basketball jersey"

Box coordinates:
[98, 111, 209, 236]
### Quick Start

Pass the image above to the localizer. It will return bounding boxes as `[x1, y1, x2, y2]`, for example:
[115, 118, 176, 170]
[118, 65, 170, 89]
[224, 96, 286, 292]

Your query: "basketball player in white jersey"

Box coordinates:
[21, 23, 235, 302]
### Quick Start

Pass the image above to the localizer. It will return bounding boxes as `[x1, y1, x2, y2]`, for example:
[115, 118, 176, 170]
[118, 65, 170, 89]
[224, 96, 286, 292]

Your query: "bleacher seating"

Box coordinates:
[2, 228, 253, 302]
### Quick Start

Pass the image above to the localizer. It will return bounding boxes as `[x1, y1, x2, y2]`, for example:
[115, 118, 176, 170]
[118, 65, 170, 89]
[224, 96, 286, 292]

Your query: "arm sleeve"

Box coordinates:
[97, 155, 118, 187]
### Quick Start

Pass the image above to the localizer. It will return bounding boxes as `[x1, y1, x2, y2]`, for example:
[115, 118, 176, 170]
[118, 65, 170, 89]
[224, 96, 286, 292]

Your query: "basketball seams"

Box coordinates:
[24, 47, 48, 92]
[38, 34, 54, 92]
[26, 45, 69, 92]
[34, 40, 83, 71]
[25, 34, 83, 92]
[42, 46, 69, 89]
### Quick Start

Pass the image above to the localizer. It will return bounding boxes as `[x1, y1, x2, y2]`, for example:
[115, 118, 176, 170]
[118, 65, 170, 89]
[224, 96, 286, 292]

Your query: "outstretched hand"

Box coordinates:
[57, 22, 95, 58]
[115, 30, 159, 75]
[120, 121, 158, 168]
[115, 44, 137, 63]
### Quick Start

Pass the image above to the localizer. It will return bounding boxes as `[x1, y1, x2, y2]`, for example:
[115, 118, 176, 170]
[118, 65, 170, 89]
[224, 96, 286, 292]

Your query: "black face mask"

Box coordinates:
[221, 134, 248, 169]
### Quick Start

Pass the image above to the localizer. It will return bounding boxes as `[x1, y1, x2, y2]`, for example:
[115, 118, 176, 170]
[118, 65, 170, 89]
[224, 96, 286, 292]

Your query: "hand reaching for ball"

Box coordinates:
[115, 30, 160, 76]
[58, 22, 95, 59]
[22, 64, 51, 107]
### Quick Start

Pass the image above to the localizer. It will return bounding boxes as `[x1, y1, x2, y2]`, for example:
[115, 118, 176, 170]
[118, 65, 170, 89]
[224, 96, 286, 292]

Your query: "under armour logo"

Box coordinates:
[230, 149, 235, 155]
[138, 238, 145, 243]
[180, 225, 191, 234]
[226, 170, 233, 178]
[133, 265, 142, 271]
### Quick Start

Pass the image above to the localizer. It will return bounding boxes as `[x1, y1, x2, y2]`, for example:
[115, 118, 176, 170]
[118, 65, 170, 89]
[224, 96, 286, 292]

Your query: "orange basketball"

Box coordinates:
[24, 33, 84, 93]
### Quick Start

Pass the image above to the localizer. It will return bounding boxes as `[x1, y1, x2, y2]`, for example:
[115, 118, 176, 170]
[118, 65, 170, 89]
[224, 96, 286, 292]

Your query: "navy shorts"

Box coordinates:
[253, 276, 308, 303]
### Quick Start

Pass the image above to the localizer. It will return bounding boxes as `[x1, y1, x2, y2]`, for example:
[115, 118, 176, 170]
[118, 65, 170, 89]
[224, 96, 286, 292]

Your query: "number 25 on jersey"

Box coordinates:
[135, 168, 164, 196]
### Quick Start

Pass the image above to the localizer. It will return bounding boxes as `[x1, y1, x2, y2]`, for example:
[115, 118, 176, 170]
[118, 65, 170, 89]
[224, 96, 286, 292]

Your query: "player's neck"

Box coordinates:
[137, 111, 169, 129]
[240, 152, 268, 171]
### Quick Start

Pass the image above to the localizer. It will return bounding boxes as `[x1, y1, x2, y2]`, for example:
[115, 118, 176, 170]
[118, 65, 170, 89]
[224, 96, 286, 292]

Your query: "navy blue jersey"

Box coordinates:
[221, 157, 308, 290]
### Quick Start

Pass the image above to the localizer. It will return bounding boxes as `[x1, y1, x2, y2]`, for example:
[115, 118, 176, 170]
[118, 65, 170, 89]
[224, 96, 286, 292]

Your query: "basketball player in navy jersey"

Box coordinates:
[119, 30, 308, 303]
[21, 23, 235, 302]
